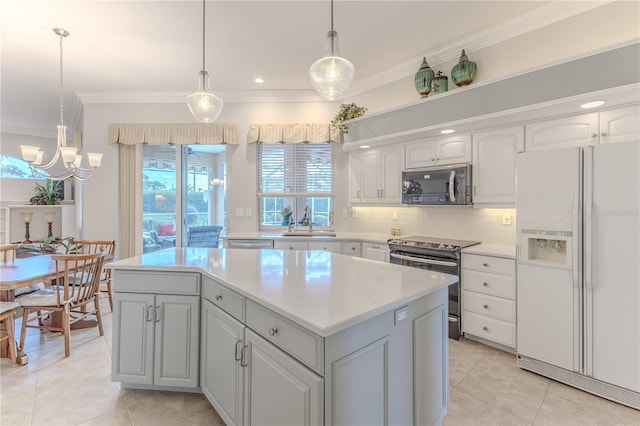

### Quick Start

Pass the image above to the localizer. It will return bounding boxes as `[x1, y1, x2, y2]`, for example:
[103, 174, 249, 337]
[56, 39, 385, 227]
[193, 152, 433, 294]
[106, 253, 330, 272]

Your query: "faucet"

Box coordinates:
[305, 206, 313, 232]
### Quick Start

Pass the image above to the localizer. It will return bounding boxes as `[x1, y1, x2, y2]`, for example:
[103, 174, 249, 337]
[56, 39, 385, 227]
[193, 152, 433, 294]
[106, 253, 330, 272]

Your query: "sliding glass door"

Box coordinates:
[142, 144, 225, 253]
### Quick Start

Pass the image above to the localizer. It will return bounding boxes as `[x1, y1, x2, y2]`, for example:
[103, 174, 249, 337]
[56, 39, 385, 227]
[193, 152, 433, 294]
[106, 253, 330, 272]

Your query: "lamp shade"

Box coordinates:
[187, 71, 224, 123]
[20, 211, 34, 224]
[43, 211, 56, 223]
[309, 31, 354, 100]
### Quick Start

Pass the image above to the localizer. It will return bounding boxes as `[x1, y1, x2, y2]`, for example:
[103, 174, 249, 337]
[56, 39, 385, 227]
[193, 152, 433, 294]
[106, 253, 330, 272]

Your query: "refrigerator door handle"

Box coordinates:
[572, 148, 584, 374]
[583, 146, 594, 377]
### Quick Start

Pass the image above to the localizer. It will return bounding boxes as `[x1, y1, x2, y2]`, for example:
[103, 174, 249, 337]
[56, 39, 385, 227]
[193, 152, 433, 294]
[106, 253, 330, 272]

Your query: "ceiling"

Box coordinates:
[2, 1, 598, 135]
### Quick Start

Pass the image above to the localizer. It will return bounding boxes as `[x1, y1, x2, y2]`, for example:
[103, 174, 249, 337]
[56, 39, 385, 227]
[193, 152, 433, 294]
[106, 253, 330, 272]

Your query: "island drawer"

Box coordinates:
[341, 241, 361, 256]
[202, 275, 245, 322]
[462, 290, 515, 323]
[462, 269, 515, 300]
[462, 254, 515, 276]
[113, 271, 199, 295]
[463, 311, 515, 348]
[246, 300, 324, 375]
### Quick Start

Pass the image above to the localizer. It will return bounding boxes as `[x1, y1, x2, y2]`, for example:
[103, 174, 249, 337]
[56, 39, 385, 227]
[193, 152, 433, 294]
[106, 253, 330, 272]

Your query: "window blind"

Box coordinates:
[257, 143, 334, 197]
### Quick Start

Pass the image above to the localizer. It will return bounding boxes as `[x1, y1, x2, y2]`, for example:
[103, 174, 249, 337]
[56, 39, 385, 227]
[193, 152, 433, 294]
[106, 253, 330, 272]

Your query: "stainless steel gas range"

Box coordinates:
[388, 236, 480, 339]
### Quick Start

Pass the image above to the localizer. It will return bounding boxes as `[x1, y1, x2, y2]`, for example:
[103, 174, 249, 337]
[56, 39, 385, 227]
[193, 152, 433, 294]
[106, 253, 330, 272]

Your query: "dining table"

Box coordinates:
[0, 254, 113, 364]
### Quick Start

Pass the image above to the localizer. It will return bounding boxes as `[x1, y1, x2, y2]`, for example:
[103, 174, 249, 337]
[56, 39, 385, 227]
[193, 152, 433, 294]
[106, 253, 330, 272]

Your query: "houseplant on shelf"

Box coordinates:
[331, 103, 368, 135]
[29, 179, 63, 205]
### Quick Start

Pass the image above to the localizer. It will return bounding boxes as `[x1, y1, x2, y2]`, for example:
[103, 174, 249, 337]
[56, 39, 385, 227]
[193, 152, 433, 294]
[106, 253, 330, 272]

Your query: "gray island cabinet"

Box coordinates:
[109, 248, 455, 425]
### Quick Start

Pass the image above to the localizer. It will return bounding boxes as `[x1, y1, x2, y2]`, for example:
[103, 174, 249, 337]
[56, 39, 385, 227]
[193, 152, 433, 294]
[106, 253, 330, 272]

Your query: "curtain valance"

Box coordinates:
[108, 123, 238, 145]
[247, 123, 340, 144]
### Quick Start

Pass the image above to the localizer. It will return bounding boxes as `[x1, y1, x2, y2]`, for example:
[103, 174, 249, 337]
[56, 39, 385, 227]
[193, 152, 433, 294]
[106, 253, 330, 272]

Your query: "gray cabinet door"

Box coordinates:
[112, 292, 154, 385]
[201, 300, 244, 426]
[154, 294, 200, 388]
[414, 303, 448, 425]
[244, 329, 323, 426]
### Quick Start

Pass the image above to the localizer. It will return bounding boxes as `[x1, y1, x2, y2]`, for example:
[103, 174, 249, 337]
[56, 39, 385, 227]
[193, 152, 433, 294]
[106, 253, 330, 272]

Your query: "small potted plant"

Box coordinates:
[29, 179, 63, 205]
[331, 103, 368, 135]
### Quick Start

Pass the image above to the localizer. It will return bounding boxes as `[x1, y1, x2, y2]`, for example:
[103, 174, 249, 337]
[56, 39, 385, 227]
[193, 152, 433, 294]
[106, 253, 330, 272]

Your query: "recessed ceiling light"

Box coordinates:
[440, 129, 455, 134]
[360, 145, 370, 149]
[581, 101, 605, 109]
[254, 78, 265, 84]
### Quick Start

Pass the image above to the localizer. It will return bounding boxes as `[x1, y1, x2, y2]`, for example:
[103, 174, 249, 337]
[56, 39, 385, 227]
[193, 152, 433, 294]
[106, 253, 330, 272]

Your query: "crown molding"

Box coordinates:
[346, 0, 612, 97]
[1, 126, 57, 139]
[77, 89, 332, 104]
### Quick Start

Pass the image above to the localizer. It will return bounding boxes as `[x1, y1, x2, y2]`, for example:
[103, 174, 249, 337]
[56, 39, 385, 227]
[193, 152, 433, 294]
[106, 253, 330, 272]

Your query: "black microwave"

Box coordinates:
[402, 165, 473, 205]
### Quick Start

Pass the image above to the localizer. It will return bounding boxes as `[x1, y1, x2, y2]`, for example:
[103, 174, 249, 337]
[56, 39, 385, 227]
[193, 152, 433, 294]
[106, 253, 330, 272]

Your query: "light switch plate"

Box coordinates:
[394, 306, 408, 325]
[351, 209, 358, 218]
[341, 209, 348, 219]
[392, 211, 399, 220]
[235, 208, 245, 217]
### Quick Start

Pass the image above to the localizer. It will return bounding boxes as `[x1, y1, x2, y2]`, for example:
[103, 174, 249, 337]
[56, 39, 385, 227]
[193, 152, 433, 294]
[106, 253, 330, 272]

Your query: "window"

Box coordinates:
[0, 155, 47, 179]
[257, 143, 334, 229]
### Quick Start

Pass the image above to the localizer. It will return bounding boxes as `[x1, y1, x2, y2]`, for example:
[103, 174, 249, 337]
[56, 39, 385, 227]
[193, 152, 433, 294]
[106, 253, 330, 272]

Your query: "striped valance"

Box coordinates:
[247, 123, 340, 144]
[108, 123, 238, 145]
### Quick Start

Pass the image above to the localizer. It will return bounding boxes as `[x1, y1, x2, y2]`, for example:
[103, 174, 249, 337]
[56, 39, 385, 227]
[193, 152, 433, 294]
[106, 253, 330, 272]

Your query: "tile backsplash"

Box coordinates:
[346, 206, 517, 245]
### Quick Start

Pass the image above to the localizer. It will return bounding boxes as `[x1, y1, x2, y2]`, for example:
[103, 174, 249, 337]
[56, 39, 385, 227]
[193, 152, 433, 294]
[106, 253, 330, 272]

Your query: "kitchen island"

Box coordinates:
[108, 247, 456, 425]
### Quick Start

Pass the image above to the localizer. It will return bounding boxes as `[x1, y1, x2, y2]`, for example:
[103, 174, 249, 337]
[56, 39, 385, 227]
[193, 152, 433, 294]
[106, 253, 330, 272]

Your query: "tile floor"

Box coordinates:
[1, 302, 638, 426]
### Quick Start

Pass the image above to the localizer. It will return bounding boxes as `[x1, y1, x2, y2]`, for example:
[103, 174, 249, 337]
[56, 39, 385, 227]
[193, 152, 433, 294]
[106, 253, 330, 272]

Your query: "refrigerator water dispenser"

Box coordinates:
[518, 229, 573, 269]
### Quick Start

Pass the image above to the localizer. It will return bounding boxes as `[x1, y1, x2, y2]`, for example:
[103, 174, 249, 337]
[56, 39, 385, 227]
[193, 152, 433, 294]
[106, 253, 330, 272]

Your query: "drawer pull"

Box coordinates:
[483, 304, 489, 309]
[215, 294, 223, 301]
[289, 246, 294, 250]
[483, 262, 489, 267]
[234, 340, 243, 361]
[268, 327, 278, 336]
[483, 282, 489, 287]
[482, 326, 488, 331]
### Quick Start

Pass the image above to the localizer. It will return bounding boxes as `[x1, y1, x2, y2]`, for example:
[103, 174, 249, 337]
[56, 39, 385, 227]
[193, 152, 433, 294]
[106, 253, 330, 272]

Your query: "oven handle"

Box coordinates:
[390, 253, 458, 267]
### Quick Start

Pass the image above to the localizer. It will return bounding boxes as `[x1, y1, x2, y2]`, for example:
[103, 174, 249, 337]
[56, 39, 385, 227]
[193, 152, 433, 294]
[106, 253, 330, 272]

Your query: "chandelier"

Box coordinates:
[186, 0, 223, 122]
[20, 28, 102, 181]
[309, 0, 355, 100]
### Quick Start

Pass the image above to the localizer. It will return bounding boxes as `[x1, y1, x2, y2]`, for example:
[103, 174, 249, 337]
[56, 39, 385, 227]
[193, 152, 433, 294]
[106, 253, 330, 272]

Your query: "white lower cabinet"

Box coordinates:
[244, 328, 324, 425]
[461, 253, 516, 349]
[111, 271, 200, 388]
[274, 241, 309, 250]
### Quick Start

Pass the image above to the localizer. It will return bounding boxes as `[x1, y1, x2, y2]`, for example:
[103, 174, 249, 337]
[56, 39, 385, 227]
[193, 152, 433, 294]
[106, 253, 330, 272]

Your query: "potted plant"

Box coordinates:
[331, 103, 368, 135]
[39, 236, 78, 254]
[29, 179, 63, 205]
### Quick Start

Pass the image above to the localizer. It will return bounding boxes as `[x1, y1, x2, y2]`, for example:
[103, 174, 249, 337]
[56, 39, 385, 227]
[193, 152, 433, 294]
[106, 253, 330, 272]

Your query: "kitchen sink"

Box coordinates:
[281, 230, 337, 237]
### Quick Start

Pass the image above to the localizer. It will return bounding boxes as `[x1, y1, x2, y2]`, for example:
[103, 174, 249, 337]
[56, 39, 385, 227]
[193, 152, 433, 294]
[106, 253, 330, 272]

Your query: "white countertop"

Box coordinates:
[223, 231, 393, 244]
[461, 243, 516, 258]
[108, 248, 456, 337]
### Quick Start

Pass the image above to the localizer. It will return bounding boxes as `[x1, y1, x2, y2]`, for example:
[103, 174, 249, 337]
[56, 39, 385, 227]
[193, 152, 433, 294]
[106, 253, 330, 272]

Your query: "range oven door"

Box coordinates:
[390, 250, 461, 339]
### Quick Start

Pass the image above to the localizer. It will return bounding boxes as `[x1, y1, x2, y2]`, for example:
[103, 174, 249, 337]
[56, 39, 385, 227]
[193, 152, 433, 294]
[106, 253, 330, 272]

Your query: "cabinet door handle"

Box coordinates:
[473, 185, 477, 196]
[215, 294, 222, 301]
[483, 304, 489, 309]
[431, 158, 435, 161]
[234, 340, 243, 361]
[482, 326, 488, 331]
[482, 282, 489, 287]
[601, 132, 608, 137]
[240, 345, 248, 367]
[268, 327, 278, 336]
[483, 262, 489, 267]
[357, 190, 361, 198]
[591, 133, 597, 138]
[146, 305, 153, 322]
[381, 189, 384, 198]
[371, 245, 380, 249]
[154, 305, 160, 323]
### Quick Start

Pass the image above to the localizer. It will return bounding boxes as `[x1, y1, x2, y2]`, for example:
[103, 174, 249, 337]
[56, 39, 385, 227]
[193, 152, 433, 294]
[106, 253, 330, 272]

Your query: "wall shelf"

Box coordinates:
[6, 204, 76, 244]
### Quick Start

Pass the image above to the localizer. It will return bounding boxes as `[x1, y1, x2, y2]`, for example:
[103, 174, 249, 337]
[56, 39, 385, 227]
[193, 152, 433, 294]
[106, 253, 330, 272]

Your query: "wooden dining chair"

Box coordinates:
[17, 252, 106, 357]
[0, 244, 19, 262]
[71, 240, 116, 312]
[0, 301, 20, 365]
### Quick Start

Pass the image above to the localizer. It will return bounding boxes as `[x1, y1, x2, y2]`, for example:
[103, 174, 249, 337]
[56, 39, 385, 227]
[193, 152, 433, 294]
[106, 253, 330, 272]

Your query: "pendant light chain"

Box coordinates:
[201, 0, 206, 74]
[58, 30, 65, 127]
[330, 0, 335, 55]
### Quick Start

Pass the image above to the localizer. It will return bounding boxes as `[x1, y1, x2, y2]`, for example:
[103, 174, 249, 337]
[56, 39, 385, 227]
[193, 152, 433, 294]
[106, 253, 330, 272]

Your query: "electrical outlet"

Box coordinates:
[502, 214, 512, 225]
[351, 209, 358, 218]
[392, 211, 399, 220]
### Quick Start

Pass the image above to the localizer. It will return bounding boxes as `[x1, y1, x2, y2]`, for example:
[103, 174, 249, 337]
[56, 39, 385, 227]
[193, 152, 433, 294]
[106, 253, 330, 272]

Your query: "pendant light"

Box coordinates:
[187, 0, 223, 122]
[309, 0, 355, 100]
[20, 28, 103, 181]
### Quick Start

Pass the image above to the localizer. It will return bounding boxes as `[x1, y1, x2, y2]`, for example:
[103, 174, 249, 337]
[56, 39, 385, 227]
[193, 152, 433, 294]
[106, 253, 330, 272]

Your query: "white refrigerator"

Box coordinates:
[516, 141, 639, 409]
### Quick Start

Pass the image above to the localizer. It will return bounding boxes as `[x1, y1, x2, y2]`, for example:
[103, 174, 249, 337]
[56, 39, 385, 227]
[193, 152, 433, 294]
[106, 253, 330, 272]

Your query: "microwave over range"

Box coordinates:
[402, 164, 473, 205]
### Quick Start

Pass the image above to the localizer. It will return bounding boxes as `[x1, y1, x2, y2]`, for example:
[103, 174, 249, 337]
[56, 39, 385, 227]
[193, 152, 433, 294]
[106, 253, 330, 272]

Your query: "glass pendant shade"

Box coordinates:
[309, 29, 354, 100]
[187, 71, 224, 123]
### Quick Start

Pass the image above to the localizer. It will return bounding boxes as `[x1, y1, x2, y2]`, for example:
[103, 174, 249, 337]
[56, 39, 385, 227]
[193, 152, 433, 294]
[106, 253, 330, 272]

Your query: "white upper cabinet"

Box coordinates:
[405, 134, 472, 169]
[472, 126, 524, 207]
[525, 113, 598, 150]
[599, 104, 640, 144]
[349, 145, 403, 204]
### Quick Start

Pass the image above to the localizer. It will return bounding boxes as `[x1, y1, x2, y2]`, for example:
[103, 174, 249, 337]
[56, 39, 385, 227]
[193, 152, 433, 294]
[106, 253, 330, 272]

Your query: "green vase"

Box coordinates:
[432, 71, 448, 94]
[451, 49, 477, 87]
[414, 57, 435, 98]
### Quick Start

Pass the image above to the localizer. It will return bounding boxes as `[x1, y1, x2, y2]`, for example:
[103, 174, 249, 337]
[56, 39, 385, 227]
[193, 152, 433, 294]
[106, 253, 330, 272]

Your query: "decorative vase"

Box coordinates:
[432, 71, 448, 94]
[451, 49, 477, 87]
[414, 57, 435, 98]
